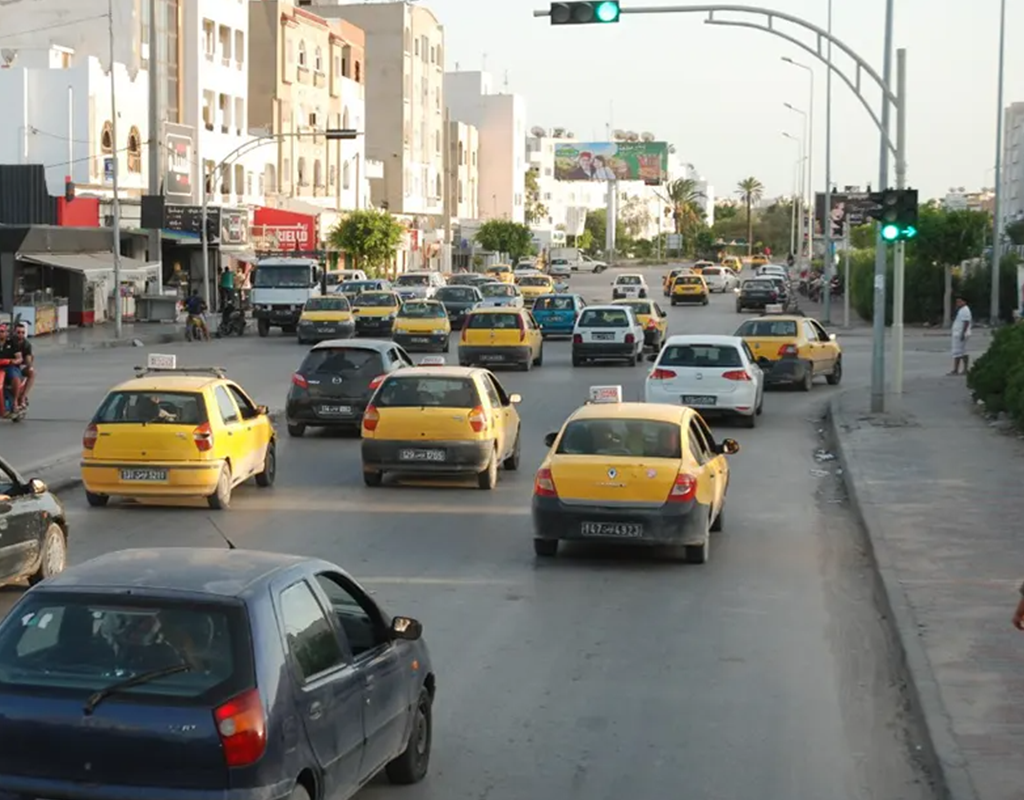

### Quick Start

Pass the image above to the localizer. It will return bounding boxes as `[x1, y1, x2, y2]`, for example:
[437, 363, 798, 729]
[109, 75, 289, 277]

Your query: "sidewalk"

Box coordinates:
[27, 320, 183, 354]
[829, 377, 1024, 800]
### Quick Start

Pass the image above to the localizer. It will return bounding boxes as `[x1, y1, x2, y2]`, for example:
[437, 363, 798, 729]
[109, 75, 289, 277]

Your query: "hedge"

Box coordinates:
[967, 322, 1024, 426]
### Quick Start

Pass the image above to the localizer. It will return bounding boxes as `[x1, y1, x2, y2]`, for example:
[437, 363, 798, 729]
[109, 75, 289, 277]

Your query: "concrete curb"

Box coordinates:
[19, 409, 285, 496]
[826, 396, 979, 800]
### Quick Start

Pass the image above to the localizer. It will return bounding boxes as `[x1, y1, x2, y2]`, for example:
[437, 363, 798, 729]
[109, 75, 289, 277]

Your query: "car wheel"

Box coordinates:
[826, 357, 842, 385]
[363, 469, 383, 487]
[255, 440, 276, 487]
[741, 411, 756, 428]
[477, 448, 498, 490]
[710, 505, 724, 533]
[207, 465, 232, 510]
[534, 538, 558, 557]
[257, 318, 270, 337]
[684, 537, 709, 564]
[736, 304, 743, 313]
[520, 357, 532, 372]
[634, 349, 643, 365]
[503, 430, 521, 471]
[287, 423, 305, 437]
[671, 299, 678, 306]
[756, 394, 764, 415]
[801, 364, 814, 392]
[386, 688, 432, 785]
[297, 337, 307, 345]
[29, 522, 67, 584]
[85, 491, 109, 508]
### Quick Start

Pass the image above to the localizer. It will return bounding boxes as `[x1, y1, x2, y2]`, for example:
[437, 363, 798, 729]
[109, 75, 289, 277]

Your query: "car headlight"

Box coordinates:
[431, 328, 446, 335]
[386, 313, 396, 320]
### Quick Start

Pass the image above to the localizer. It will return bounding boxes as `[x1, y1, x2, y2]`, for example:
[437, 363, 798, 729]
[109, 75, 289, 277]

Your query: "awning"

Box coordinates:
[161, 230, 201, 243]
[20, 252, 161, 280]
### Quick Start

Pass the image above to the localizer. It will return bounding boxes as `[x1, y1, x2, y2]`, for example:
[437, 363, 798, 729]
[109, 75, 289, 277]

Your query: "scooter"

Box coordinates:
[185, 315, 210, 342]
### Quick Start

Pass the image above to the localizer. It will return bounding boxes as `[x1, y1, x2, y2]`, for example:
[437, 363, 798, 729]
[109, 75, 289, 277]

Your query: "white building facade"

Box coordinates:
[444, 70, 526, 224]
[448, 120, 479, 220]
[1002, 102, 1024, 226]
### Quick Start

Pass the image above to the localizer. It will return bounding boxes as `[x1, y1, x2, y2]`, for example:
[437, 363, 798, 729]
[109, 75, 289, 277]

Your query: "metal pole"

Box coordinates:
[991, 0, 1007, 323]
[892, 48, 907, 395]
[822, 0, 833, 323]
[806, 68, 815, 264]
[147, 0, 162, 294]
[201, 163, 210, 309]
[870, 0, 895, 413]
[789, 158, 797, 256]
[843, 232, 850, 327]
[605, 179, 616, 259]
[442, 106, 452, 273]
[108, 0, 122, 338]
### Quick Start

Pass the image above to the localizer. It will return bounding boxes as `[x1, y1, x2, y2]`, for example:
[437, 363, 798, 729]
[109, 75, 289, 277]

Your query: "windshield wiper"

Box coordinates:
[83, 662, 191, 715]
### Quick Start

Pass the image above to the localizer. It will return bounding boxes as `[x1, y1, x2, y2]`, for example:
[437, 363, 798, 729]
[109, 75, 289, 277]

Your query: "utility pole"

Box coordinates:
[147, 0, 162, 294]
[108, 0, 123, 338]
[822, 0, 833, 324]
[991, 0, 1007, 323]
[442, 105, 452, 273]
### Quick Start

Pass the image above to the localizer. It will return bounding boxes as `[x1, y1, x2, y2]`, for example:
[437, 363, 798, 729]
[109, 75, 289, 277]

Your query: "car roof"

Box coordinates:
[111, 374, 221, 392]
[467, 305, 524, 314]
[743, 315, 804, 323]
[569, 401, 685, 424]
[310, 338, 393, 352]
[39, 548, 310, 597]
[354, 290, 399, 298]
[400, 297, 442, 304]
[582, 304, 632, 311]
[385, 366, 481, 379]
[663, 334, 745, 347]
[616, 273, 644, 279]
[611, 298, 651, 304]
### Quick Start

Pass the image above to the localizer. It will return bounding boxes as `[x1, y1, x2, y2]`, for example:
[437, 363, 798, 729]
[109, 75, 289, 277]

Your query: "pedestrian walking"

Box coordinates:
[1014, 580, 1024, 630]
[948, 296, 972, 375]
[219, 266, 234, 308]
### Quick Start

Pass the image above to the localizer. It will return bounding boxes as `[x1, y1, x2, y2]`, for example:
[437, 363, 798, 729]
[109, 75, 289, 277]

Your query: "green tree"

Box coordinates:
[1005, 219, 1024, 246]
[736, 177, 764, 255]
[524, 167, 548, 225]
[327, 208, 404, 277]
[659, 178, 705, 235]
[582, 209, 626, 256]
[714, 203, 738, 222]
[849, 223, 876, 249]
[909, 206, 989, 271]
[474, 219, 533, 261]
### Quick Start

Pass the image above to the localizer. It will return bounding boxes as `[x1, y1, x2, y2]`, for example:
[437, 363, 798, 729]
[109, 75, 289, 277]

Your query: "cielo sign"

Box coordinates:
[252, 207, 317, 251]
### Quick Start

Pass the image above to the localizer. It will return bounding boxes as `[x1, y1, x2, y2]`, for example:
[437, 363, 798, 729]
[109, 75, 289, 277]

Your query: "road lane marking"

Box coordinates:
[231, 498, 531, 514]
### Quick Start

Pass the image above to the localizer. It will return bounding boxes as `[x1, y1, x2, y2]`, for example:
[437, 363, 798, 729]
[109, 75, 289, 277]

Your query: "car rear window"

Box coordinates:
[551, 259, 569, 265]
[376, 376, 481, 408]
[660, 344, 742, 368]
[400, 302, 446, 318]
[436, 287, 478, 302]
[396, 274, 430, 286]
[622, 302, 651, 315]
[735, 319, 799, 337]
[579, 309, 629, 327]
[742, 280, 773, 290]
[676, 276, 703, 285]
[556, 419, 681, 459]
[0, 593, 252, 703]
[702, 267, 722, 275]
[448, 275, 487, 286]
[466, 312, 521, 329]
[95, 391, 207, 425]
[301, 347, 384, 376]
[480, 284, 513, 297]
[617, 276, 642, 285]
[341, 281, 374, 293]
[518, 276, 549, 286]
[305, 296, 350, 311]
[487, 266, 510, 274]
[355, 292, 397, 306]
[534, 296, 575, 311]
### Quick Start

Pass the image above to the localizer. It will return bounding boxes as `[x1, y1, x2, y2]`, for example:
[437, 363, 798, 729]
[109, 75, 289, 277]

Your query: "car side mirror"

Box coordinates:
[256, 405, 269, 416]
[509, 393, 522, 404]
[719, 438, 740, 455]
[28, 478, 46, 495]
[829, 333, 837, 341]
[544, 431, 558, 447]
[390, 616, 423, 641]
[647, 352, 658, 362]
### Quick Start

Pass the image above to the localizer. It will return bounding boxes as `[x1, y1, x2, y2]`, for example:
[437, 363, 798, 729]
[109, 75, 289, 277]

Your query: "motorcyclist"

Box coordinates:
[0, 324, 24, 416]
[12, 323, 33, 410]
[184, 290, 209, 340]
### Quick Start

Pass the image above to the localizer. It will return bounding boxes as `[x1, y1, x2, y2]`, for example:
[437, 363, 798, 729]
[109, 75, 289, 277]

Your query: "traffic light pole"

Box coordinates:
[892, 48, 907, 396]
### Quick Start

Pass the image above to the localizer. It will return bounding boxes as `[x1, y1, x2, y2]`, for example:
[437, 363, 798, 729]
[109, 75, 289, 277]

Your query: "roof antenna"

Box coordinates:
[208, 516, 236, 550]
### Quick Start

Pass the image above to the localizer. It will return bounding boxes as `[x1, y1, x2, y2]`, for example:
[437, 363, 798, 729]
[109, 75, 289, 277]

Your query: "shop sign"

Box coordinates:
[220, 208, 248, 245]
[251, 207, 316, 251]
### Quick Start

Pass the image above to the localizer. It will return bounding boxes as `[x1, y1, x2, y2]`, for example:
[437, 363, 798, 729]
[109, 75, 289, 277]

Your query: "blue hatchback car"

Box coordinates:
[531, 294, 586, 337]
[0, 548, 435, 800]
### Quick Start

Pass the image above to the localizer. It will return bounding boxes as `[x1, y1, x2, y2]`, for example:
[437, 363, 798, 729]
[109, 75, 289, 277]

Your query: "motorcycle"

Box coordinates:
[184, 314, 209, 342]
[216, 304, 247, 337]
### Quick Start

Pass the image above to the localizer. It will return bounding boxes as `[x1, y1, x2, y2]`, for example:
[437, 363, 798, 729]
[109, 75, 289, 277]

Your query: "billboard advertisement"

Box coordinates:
[554, 141, 668, 183]
[814, 192, 879, 238]
[252, 207, 317, 251]
[164, 123, 196, 202]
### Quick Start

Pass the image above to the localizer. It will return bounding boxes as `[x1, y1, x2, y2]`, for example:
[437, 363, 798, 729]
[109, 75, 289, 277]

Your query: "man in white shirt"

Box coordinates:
[949, 296, 972, 375]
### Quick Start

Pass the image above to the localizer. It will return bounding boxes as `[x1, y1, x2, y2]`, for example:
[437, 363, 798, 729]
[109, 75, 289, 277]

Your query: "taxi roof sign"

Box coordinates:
[764, 303, 784, 315]
[418, 356, 446, 366]
[588, 385, 623, 404]
[147, 353, 176, 370]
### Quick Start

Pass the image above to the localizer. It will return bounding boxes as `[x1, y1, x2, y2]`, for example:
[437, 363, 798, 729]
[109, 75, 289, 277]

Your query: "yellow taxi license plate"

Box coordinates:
[580, 522, 643, 537]
[399, 448, 446, 462]
[120, 468, 168, 482]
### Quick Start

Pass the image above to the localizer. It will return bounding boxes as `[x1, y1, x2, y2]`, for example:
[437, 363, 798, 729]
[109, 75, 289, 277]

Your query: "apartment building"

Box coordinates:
[943, 188, 995, 214]
[444, 70, 526, 223]
[527, 132, 610, 231]
[304, 0, 445, 217]
[1002, 102, 1024, 226]
[448, 120, 479, 220]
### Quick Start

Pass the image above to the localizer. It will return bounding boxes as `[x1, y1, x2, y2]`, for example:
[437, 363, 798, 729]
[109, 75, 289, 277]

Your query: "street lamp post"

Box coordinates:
[991, 0, 1008, 323]
[199, 128, 360, 308]
[107, 0, 123, 338]
[784, 102, 807, 261]
[782, 57, 814, 265]
[783, 131, 804, 255]
[822, 0, 834, 325]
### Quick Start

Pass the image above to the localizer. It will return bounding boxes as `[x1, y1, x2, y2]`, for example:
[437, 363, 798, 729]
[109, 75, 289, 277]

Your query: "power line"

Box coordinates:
[0, 14, 108, 42]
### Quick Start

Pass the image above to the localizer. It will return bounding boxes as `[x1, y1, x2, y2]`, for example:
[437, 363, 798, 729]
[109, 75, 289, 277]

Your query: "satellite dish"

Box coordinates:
[641, 132, 654, 142]
[530, 126, 546, 138]
[565, 131, 574, 138]
[612, 129, 625, 140]
[552, 127, 565, 137]
[668, 144, 676, 154]
[1, 49, 17, 66]
[626, 131, 639, 141]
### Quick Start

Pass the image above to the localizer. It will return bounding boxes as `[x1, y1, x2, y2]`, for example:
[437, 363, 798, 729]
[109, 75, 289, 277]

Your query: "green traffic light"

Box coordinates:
[903, 225, 917, 239]
[595, 0, 620, 21]
[881, 224, 899, 241]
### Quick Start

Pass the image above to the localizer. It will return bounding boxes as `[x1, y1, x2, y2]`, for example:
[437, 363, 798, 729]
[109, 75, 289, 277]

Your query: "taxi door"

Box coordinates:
[686, 414, 726, 515]
[212, 385, 254, 479]
[806, 318, 838, 372]
[523, 312, 543, 359]
[227, 383, 272, 471]
[652, 304, 669, 339]
[800, 320, 828, 376]
[477, 373, 511, 458]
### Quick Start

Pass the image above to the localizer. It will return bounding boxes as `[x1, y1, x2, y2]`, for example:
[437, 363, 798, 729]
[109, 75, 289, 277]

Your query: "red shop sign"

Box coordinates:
[252, 207, 317, 251]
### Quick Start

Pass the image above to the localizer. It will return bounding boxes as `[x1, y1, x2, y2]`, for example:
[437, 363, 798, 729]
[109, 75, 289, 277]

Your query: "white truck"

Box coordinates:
[251, 257, 324, 337]
[550, 247, 608, 274]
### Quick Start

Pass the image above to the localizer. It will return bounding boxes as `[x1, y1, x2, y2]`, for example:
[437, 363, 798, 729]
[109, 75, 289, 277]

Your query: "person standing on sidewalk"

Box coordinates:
[949, 296, 972, 375]
[218, 267, 234, 308]
[1014, 581, 1024, 630]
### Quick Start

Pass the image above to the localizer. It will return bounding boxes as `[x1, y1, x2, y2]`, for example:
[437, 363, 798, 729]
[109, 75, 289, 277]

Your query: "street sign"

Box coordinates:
[103, 158, 114, 185]
[666, 233, 683, 249]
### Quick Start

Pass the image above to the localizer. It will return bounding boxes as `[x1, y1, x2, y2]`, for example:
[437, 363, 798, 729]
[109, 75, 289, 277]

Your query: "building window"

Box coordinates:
[329, 164, 336, 187]
[234, 164, 244, 196]
[458, 142, 463, 165]
[414, 38, 419, 56]
[286, 38, 294, 64]
[342, 161, 350, 189]
[309, 110, 317, 127]
[404, 27, 411, 52]
[218, 24, 231, 66]
[100, 121, 113, 153]
[435, 174, 441, 199]
[434, 130, 440, 153]
[314, 160, 323, 188]
[220, 164, 230, 195]
[235, 98, 245, 134]
[334, 55, 340, 76]
[246, 171, 253, 195]
[297, 157, 307, 186]
[126, 126, 142, 172]
[458, 179, 463, 203]
[472, 152, 477, 166]
[354, 61, 360, 82]
[265, 163, 276, 192]
[436, 44, 443, 65]
[202, 19, 215, 59]
[234, 30, 245, 68]
[259, 173, 265, 195]
[298, 40, 307, 68]
[429, 45, 435, 64]
[314, 46, 323, 72]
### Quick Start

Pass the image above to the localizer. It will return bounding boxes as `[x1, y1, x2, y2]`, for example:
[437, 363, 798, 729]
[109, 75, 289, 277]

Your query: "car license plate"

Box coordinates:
[682, 395, 717, 405]
[480, 354, 504, 361]
[318, 405, 352, 415]
[580, 522, 643, 538]
[317, 327, 335, 333]
[411, 337, 429, 343]
[398, 448, 446, 462]
[592, 332, 614, 340]
[120, 468, 167, 482]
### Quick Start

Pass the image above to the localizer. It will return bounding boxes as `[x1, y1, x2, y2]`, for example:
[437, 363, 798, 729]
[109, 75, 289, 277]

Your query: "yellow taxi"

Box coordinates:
[392, 299, 451, 353]
[485, 263, 514, 284]
[721, 255, 742, 272]
[670, 274, 709, 306]
[352, 290, 402, 337]
[296, 295, 354, 344]
[691, 260, 715, 275]
[458, 306, 544, 371]
[531, 384, 738, 563]
[733, 313, 842, 391]
[610, 298, 668, 349]
[361, 365, 523, 489]
[80, 356, 275, 510]
[516, 273, 556, 300]
[750, 254, 769, 267]
[662, 267, 692, 296]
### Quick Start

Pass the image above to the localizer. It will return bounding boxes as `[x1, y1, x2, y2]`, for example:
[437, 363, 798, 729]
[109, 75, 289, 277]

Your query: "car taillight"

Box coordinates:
[193, 422, 214, 452]
[291, 373, 308, 389]
[362, 404, 380, 431]
[722, 370, 752, 381]
[518, 320, 527, 341]
[649, 368, 676, 380]
[83, 423, 98, 450]
[534, 467, 557, 497]
[213, 689, 266, 768]
[666, 474, 697, 503]
[778, 344, 798, 357]
[624, 333, 635, 344]
[468, 405, 486, 432]
[573, 334, 582, 344]
[368, 374, 386, 390]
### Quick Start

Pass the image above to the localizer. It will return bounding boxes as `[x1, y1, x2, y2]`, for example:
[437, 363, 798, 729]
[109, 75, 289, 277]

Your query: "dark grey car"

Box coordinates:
[0, 455, 68, 588]
[434, 286, 483, 329]
[736, 279, 783, 312]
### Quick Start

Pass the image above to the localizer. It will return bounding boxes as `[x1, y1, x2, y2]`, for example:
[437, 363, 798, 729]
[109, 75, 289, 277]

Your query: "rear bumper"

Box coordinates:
[671, 292, 707, 303]
[612, 289, 646, 299]
[0, 774, 292, 800]
[532, 496, 708, 546]
[458, 345, 532, 366]
[393, 332, 448, 351]
[362, 439, 491, 474]
[645, 382, 757, 415]
[737, 297, 773, 308]
[573, 342, 634, 359]
[762, 357, 810, 385]
[355, 317, 395, 335]
[535, 317, 576, 334]
[286, 396, 367, 427]
[254, 308, 300, 325]
[80, 460, 223, 497]
[297, 320, 354, 341]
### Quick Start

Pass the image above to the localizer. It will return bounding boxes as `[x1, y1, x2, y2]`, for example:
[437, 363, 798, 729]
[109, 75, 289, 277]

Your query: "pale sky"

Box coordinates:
[428, 0, 1022, 202]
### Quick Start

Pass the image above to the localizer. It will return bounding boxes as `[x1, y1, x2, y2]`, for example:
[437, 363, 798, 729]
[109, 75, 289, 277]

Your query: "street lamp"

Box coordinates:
[781, 57, 815, 265]
[991, 0, 1007, 323]
[783, 131, 805, 257]
[784, 102, 807, 258]
[199, 128, 360, 309]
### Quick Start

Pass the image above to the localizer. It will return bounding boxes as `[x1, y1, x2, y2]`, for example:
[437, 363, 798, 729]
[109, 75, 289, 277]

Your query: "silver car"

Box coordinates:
[548, 258, 572, 278]
[478, 281, 525, 308]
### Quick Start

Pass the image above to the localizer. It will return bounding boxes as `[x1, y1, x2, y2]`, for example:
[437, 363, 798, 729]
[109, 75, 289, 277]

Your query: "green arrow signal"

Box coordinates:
[902, 225, 917, 239]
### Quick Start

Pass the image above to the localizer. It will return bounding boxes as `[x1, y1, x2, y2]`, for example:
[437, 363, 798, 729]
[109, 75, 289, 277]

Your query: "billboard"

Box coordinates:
[554, 141, 668, 183]
[814, 192, 879, 238]
[164, 123, 196, 202]
[252, 207, 317, 251]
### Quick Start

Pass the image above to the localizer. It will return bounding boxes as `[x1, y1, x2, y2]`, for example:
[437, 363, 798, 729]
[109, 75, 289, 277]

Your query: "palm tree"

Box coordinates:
[661, 178, 705, 236]
[736, 177, 764, 255]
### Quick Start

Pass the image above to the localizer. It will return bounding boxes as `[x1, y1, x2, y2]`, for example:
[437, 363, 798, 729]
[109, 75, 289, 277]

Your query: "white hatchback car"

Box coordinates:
[572, 305, 645, 366]
[611, 273, 649, 299]
[756, 264, 789, 280]
[478, 281, 525, 308]
[644, 334, 764, 427]
[699, 265, 739, 293]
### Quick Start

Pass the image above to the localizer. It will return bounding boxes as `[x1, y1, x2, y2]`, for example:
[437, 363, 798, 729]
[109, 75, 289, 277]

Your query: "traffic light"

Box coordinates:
[868, 188, 918, 243]
[897, 189, 918, 239]
[550, 1, 621, 25]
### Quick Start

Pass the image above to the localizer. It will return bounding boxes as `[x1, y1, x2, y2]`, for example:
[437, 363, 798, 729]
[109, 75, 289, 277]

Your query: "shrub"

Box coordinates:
[967, 322, 1024, 413]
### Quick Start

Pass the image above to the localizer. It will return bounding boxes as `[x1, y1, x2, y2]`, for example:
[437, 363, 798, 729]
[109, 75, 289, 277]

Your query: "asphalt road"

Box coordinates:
[1, 267, 941, 800]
